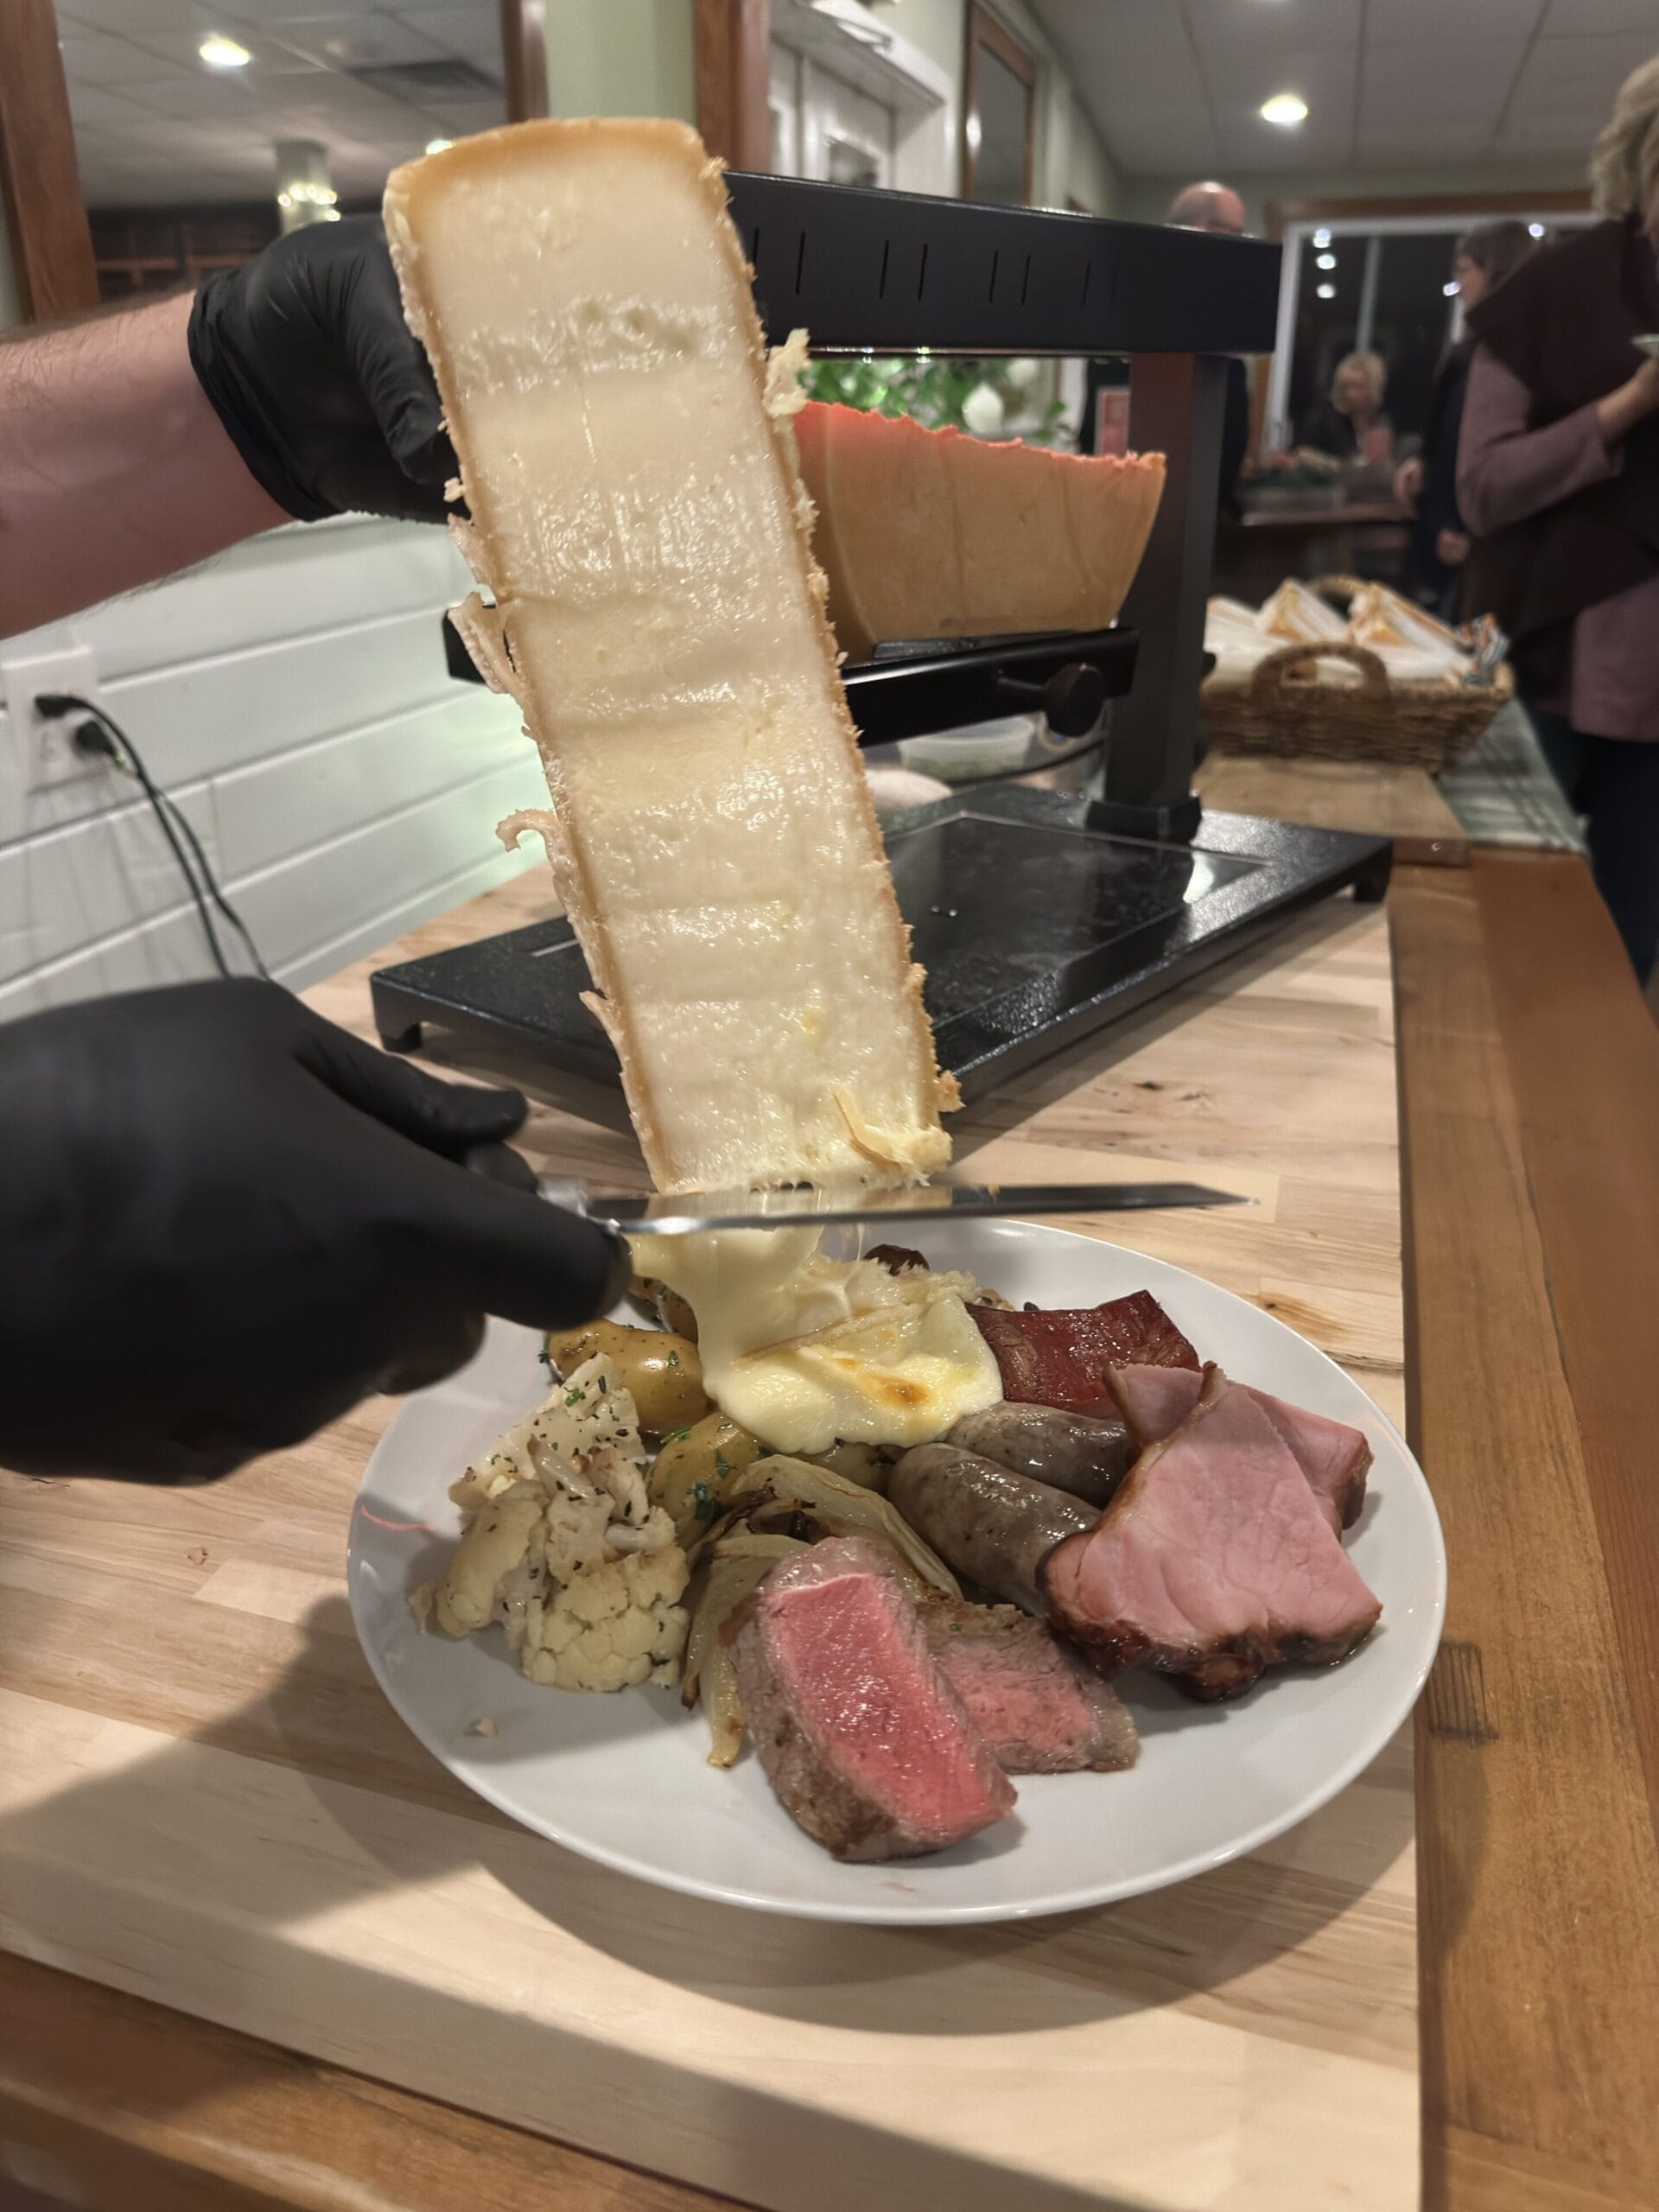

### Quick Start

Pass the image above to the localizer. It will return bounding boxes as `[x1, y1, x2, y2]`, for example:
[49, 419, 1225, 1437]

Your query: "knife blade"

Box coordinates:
[535, 1177, 1251, 1236]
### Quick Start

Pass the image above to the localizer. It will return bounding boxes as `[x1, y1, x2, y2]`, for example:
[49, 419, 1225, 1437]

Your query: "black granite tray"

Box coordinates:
[370, 790, 1390, 1104]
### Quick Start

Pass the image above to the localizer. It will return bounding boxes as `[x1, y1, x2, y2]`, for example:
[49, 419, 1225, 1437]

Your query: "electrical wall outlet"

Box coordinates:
[2, 645, 111, 792]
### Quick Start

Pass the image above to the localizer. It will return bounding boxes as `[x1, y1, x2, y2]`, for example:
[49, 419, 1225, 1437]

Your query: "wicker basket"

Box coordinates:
[1200, 640, 1513, 773]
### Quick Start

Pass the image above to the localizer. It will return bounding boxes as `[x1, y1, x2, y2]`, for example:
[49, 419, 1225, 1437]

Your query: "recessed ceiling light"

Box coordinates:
[1317, 251, 1337, 270]
[1528, 221, 1545, 238]
[1313, 227, 1332, 248]
[425, 137, 453, 155]
[1317, 283, 1336, 300]
[1261, 93, 1307, 127]
[198, 33, 251, 69]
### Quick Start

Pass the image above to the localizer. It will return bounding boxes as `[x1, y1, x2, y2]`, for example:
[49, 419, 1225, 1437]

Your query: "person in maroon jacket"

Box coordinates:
[1458, 56, 1659, 983]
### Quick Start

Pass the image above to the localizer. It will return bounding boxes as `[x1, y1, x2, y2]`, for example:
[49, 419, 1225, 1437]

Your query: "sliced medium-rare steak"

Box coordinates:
[1109, 1364, 1372, 1533]
[923, 1600, 1137, 1773]
[1043, 1366, 1382, 1700]
[888, 1443, 1098, 1613]
[969, 1291, 1198, 1416]
[728, 1535, 1016, 1861]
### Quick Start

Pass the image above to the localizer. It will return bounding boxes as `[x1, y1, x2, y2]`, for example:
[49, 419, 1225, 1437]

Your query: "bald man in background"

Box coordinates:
[1082, 178, 1253, 517]
[1166, 179, 1248, 238]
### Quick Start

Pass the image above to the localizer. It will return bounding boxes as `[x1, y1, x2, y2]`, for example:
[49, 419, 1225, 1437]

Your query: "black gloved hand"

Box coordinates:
[0, 981, 629, 1484]
[188, 215, 454, 524]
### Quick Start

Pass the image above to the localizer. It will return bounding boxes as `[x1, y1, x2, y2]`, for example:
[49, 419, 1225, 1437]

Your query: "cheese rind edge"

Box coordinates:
[385, 119, 956, 1192]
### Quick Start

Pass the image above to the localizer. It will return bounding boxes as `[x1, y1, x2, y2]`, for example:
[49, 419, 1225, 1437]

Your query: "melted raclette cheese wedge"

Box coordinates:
[385, 120, 956, 1192]
[631, 1230, 1001, 1456]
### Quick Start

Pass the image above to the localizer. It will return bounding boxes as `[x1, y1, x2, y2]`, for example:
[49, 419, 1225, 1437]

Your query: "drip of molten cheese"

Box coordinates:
[385, 121, 956, 1192]
[632, 1230, 1001, 1456]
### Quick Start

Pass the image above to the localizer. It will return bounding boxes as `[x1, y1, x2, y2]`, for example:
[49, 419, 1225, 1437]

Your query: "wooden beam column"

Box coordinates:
[0, 0, 99, 322]
[695, 0, 771, 171]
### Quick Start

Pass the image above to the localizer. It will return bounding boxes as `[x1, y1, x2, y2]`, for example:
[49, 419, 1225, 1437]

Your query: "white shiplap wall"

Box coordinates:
[0, 516, 550, 1021]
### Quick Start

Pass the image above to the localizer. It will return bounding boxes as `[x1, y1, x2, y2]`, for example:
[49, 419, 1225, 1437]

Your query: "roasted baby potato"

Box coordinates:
[805, 1440, 892, 1492]
[541, 1319, 708, 1437]
[649, 1412, 765, 1541]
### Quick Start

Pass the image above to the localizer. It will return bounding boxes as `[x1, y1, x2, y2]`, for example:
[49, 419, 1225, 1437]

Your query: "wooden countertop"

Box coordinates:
[3, 841, 1656, 2211]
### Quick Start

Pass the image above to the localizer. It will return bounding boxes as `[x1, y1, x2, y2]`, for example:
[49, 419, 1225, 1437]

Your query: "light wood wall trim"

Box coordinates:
[0, 0, 99, 321]
[695, 0, 772, 171]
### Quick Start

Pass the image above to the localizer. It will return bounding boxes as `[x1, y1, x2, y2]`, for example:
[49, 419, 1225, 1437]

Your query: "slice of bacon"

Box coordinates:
[970, 1292, 1198, 1416]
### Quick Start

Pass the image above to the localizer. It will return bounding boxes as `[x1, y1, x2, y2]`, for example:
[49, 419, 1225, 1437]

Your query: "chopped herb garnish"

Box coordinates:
[659, 1426, 692, 1446]
[563, 1386, 588, 1407]
[664, 1350, 679, 1367]
[692, 1481, 720, 1524]
[714, 1449, 733, 1478]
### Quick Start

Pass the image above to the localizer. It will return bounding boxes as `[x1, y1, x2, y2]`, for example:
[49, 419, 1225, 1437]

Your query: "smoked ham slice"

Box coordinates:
[1043, 1365, 1381, 1700]
[385, 122, 954, 1192]
[794, 402, 1166, 660]
[1109, 1364, 1372, 1533]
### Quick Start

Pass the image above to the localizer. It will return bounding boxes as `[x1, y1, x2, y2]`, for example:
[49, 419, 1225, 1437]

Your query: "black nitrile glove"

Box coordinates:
[0, 981, 629, 1483]
[188, 216, 454, 524]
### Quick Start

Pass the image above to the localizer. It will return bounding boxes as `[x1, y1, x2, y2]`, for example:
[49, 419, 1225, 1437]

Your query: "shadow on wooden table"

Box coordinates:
[3, 1587, 1415, 2053]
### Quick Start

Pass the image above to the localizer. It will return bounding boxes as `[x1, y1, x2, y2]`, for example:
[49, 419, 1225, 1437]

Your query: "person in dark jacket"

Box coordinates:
[1395, 221, 1537, 613]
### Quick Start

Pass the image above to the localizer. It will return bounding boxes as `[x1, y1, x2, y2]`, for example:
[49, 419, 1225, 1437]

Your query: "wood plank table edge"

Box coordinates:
[1391, 860, 1659, 2212]
[0, 1948, 746, 2212]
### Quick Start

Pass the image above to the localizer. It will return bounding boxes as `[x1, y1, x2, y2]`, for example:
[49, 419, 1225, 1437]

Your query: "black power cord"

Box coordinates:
[35, 692, 270, 982]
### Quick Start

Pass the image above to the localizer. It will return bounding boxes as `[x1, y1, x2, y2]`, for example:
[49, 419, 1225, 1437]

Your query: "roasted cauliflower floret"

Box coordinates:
[524, 1548, 690, 1693]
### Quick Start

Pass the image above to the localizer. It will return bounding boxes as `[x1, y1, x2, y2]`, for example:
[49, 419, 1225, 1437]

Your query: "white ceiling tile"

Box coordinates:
[1364, 0, 1543, 44]
[1203, 44, 1360, 136]
[124, 27, 327, 75]
[264, 13, 449, 68]
[56, 0, 257, 29]
[389, 5, 505, 75]
[1541, 0, 1659, 33]
[1360, 39, 1522, 104]
[1510, 29, 1659, 94]
[1033, 0, 1196, 73]
[67, 83, 161, 127]
[1185, 0, 1362, 57]
[117, 74, 269, 120]
[57, 30, 159, 88]
[1493, 111, 1605, 153]
[1354, 123, 1497, 162]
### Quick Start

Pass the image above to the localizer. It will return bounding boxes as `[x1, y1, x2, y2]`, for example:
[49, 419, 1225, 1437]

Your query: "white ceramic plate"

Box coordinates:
[348, 1222, 1445, 1925]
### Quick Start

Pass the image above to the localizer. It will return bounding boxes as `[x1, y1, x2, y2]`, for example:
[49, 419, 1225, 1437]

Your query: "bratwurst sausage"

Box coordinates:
[948, 1402, 1135, 1509]
[889, 1444, 1098, 1614]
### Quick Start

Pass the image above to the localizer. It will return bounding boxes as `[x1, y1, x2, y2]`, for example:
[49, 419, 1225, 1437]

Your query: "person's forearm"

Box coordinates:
[0, 292, 289, 639]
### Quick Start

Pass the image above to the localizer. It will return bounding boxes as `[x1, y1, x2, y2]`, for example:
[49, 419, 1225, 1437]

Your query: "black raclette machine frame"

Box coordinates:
[376, 174, 1389, 1090]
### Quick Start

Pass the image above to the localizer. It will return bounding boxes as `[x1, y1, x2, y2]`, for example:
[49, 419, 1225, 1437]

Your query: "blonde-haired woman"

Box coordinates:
[1459, 54, 1659, 982]
[1299, 351, 1392, 463]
